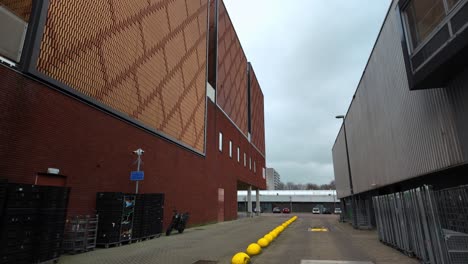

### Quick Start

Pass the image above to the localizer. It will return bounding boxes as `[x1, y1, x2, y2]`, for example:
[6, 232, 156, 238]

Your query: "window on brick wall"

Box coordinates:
[249, 157, 252, 171]
[229, 141, 232, 158]
[254, 162, 256, 173]
[244, 153, 246, 167]
[262, 168, 266, 179]
[219, 132, 223, 152]
[237, 147, 240, 162]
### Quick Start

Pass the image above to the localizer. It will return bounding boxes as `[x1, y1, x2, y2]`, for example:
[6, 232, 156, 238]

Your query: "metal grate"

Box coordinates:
[436, 185, 468, 234]
[373, 186, 450, 263]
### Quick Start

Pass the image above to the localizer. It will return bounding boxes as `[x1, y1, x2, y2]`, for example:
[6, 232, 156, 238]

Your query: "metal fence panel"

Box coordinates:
[372, 186, 459, 263]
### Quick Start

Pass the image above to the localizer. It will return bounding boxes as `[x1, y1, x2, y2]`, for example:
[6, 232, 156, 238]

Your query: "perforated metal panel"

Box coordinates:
[216, 0, 248, 136]
[249, 64, 265, 155]
[36, 0, 208, 152]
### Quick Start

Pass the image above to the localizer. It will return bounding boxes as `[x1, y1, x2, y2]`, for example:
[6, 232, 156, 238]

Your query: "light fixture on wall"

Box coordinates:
[47, 168, 60, 174]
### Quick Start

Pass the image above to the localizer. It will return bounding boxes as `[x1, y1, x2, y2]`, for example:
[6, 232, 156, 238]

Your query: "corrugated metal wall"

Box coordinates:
[333, 2, 466, 197]
[332, 126, 351, 198]
[446, 68, 468, 160]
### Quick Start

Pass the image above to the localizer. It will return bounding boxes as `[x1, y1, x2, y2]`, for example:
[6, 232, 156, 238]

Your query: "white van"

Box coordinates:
[312, 208, 320, 214]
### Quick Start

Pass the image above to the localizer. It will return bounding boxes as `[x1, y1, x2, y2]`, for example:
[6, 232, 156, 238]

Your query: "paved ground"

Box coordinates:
[59, 214, 418, 264]
[253, 214, 418, 264]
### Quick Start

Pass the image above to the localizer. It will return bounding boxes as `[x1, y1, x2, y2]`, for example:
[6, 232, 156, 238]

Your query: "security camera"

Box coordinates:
[133, 148, 145, 155]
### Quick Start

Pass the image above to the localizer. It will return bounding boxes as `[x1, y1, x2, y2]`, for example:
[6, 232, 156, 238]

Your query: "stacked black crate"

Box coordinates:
[0, 184, 41, 264]
[0, 179, 6, 218]
[96, 193, 136, 245]
[33, 186, 69, 263]
[120, 194, 135, 242]
[132, 194, 145, 240]
[146, 194, 164, 236]
[131, 194, 164, 239]
[96, 192, 124, 245]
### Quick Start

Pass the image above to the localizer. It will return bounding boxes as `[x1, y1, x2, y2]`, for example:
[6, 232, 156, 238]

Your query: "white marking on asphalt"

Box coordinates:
[300, 261, 374, 264]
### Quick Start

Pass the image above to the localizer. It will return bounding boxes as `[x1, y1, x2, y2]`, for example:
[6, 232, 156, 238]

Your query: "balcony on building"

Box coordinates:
[399, 0, 468, 90]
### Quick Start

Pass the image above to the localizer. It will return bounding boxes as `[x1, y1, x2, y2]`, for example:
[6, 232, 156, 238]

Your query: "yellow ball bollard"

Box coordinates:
[269, 231, 278, 239]
[231, 252, 250, 264]
[277, 226, 285, 232]
[246, 243, 262, 256]
[264, 234, 273, 243]
[257, 238, 269, 248]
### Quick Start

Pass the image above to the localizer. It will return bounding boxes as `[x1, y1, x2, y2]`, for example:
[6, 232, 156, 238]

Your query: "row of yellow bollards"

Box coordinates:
[231, 216, 298, 264]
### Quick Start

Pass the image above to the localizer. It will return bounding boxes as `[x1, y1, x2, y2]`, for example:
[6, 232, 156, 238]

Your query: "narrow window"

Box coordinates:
[249, 157, 252, 170]
[229, 141, 232, 158]
[244, 153, 246, 167]
[262, 168, 266, 179]
[254, 162, 256, 173]
[218, 132, 223, 152]
[237, 147, 240, 162]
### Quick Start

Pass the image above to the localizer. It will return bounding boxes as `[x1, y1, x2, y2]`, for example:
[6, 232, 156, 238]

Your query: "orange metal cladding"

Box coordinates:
[0, 0, 32, 21]
[216, 0, 248, 136]
[36, 0, 209, 152]
[249, 65, 265, 155]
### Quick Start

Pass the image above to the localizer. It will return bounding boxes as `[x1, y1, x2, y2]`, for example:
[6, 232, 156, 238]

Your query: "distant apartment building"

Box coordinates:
[266, 168, 281, 190]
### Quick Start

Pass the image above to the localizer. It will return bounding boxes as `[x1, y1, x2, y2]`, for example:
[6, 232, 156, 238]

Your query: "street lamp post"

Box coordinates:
[336, 115, 358, 228]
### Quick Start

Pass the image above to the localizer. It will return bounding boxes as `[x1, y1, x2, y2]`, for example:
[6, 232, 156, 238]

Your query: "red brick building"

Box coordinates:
[0, 0, 266, 227]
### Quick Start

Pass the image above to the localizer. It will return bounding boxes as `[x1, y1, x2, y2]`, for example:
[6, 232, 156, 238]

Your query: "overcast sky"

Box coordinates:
[224, 0, 391, 184]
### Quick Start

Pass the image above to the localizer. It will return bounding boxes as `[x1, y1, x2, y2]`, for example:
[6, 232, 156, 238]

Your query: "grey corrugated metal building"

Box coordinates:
[333, 0, 468, 227]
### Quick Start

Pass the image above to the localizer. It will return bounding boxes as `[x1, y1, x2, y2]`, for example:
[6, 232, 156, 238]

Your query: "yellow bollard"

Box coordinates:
[231, 252, 250, 264]
[257, 238, 269, 248]
[246, 243, 262, 256]
[264, 234, 273, 243]
[277, 226, 285, 232]
[269, 231, 278, 239]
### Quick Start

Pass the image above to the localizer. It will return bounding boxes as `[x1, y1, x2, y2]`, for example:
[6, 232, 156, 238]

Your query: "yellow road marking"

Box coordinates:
[308, 227, 328, 232]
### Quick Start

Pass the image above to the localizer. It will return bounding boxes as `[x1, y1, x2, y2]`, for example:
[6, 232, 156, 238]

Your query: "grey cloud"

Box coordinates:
[225, 0, 391, 184]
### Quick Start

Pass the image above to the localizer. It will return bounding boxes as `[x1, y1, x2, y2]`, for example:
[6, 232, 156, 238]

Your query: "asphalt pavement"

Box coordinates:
[58, 213, 418, 264]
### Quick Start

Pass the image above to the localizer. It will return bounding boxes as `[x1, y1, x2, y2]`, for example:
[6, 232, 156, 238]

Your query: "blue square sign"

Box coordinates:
[130, 171, 144, 181]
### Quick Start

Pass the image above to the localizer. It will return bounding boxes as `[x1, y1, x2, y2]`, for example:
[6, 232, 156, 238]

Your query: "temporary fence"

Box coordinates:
[435, 185, 468, 264]
[355, 196, 373, 229]
[373, 185, 468, 264]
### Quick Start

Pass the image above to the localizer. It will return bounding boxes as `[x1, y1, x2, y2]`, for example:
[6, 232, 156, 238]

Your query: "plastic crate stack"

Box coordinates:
[133, 194, 164, 239]
[0, 181, 69, 264]
[96, 193, 135, 247]
[35, 186, 69, 262]
[62, 215, 98, 254]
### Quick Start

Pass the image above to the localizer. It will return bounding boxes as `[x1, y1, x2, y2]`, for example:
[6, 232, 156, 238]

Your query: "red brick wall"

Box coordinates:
[0, 65, 264, 227]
